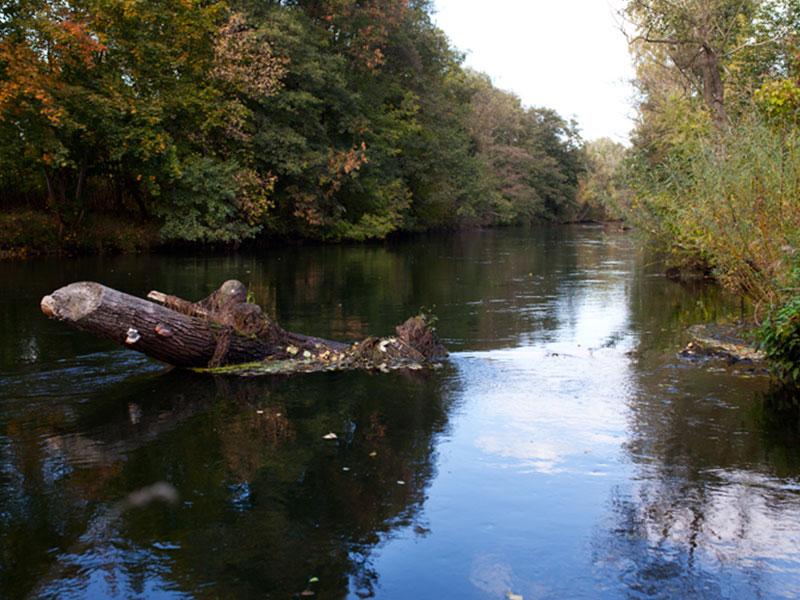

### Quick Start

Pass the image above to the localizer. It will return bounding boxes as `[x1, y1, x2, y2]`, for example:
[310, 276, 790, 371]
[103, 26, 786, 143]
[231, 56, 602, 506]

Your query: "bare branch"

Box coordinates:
[629, 34, 701, 46]
[723, 37, 779, 58]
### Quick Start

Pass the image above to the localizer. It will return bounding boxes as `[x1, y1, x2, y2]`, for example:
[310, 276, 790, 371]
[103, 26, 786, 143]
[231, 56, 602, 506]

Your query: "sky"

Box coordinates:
[432, 0, 637, 143]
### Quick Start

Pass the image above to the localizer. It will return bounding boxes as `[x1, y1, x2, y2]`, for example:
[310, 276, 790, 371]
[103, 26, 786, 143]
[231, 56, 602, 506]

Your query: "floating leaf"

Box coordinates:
[308, 577, 319, 584]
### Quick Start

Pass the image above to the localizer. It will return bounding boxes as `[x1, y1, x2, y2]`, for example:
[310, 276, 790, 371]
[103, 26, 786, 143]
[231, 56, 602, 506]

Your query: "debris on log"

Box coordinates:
[41, 280, 447, 375]
[680, 323, 765, 363]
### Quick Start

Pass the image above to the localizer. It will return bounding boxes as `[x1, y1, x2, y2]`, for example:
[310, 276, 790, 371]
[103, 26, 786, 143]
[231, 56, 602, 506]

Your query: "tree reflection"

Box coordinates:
[0, 368, 457, 599]
[592, 262, 800, 598]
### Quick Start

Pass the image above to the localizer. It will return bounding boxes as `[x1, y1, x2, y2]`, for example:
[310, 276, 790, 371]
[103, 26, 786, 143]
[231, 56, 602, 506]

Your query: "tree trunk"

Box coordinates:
[700, 42, 727, 129]
[41, 280, 447, 373]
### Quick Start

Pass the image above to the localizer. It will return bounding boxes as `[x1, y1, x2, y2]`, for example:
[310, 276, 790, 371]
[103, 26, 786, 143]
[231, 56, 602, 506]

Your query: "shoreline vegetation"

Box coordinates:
[0, 210, 623, 261]
[604, 0, 800, 387]
[0, 210, 625, 261]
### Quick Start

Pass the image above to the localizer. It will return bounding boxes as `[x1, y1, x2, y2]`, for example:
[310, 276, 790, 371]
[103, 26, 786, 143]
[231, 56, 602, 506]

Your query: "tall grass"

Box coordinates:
[686, 121, 800, 311]
[623, 118, 800, 383]
[626, 119, 800, 312]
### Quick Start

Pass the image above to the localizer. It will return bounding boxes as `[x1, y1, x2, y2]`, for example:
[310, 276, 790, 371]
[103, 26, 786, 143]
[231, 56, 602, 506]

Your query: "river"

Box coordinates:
[1, 226, 798, 599]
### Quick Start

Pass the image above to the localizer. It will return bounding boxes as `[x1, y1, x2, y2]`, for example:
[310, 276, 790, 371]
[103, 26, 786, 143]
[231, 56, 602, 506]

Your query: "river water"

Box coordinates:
[1, 226, 799, 599]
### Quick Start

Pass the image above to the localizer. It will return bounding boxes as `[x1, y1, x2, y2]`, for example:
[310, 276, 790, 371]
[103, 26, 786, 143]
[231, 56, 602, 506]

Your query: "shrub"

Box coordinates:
[0, 211, 60, 257]
[623, 116, 800, 382]
[761, 295, 800, 386]
[624, 117, 800, 307]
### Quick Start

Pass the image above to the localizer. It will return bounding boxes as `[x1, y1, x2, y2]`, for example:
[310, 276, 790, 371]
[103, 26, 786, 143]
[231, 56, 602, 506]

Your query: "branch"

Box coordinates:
[629, 34, 701, 47]
[723, 37, 779, 58]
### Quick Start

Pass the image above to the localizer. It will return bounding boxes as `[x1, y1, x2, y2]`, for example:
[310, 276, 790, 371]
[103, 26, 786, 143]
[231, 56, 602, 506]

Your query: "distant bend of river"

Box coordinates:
[1, 226, 798, 600]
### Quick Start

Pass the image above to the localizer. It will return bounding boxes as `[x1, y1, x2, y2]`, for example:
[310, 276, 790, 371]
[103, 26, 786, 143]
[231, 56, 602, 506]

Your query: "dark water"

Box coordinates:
[1, 227, 799, 600]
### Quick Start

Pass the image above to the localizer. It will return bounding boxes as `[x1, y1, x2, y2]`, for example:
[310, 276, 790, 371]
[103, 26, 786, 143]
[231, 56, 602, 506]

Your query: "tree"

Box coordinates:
[0, 0, 287, 242]
[0, 0, 107, 230]
[466, 72, 584, 224]
[625, 0, 757, 128]
[0, 0, 587, 247]
[576, 138, 628, 221]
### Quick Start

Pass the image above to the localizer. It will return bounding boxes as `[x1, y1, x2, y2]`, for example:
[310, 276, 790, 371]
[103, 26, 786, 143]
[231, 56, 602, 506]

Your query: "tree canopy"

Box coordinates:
[0, 0, 585, 245]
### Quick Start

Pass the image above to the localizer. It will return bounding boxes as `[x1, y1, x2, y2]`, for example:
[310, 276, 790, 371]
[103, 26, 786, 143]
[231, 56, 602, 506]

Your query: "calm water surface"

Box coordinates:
[1, 227, 799, 599]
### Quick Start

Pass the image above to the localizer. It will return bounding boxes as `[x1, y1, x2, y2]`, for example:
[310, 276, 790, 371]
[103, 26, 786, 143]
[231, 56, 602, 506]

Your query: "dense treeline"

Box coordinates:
[578, 0, 800, 384]
[0, 0, 584, 252]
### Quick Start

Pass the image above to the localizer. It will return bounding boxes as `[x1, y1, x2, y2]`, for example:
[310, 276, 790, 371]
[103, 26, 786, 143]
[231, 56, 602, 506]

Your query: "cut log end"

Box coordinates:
[41, 282, 103, 323]
[40, 295, 56, 318]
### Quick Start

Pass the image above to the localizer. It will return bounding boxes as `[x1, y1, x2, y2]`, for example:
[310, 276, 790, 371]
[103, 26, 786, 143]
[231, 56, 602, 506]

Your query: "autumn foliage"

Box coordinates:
[0, 0, 584, 246]
[612, 0, 800, 383]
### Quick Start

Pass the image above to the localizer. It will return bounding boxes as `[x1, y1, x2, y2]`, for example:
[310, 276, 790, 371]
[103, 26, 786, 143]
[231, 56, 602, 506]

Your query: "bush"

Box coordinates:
[682, 121, 800, 305]
[623, 116, 800, 383]
[624, 117, 800, 306]
[0, 211, 60, 258]
[761, 295, 800, 386]
[63, 215, 159, 255]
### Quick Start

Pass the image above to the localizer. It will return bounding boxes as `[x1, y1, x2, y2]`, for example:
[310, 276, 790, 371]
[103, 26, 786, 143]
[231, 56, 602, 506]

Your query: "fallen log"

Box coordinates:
[41, 280, 447, 374]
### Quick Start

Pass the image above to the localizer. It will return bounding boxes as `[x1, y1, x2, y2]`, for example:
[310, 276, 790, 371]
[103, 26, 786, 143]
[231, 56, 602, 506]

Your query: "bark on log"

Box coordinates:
[41, 280, 447, 373]
[40, 282, 276, 368]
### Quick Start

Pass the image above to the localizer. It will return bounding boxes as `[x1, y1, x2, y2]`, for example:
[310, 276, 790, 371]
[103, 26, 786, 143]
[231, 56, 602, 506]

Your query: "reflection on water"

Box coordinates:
[1, 227, 799, 599]
[2, 370, 455, 599]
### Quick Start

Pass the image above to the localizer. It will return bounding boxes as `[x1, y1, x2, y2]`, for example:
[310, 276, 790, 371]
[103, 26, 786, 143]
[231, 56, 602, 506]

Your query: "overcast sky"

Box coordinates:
[432, 0, 636, 143]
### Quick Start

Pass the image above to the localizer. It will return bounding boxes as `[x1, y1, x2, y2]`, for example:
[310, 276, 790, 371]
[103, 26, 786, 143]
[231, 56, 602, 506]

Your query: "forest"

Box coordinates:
[0, 0, 584, 254]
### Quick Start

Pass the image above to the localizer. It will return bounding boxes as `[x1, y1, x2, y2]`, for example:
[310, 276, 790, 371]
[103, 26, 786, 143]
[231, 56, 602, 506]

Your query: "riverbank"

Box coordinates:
[0, 209, 453, 260]
[1, 210, 625, 261]
[0, 210, 159, 260]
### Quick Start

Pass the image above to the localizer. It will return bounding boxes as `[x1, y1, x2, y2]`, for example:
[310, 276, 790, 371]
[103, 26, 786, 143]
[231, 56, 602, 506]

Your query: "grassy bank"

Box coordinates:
[617, 119, 800, 385]
[603, 0, 800, 387]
